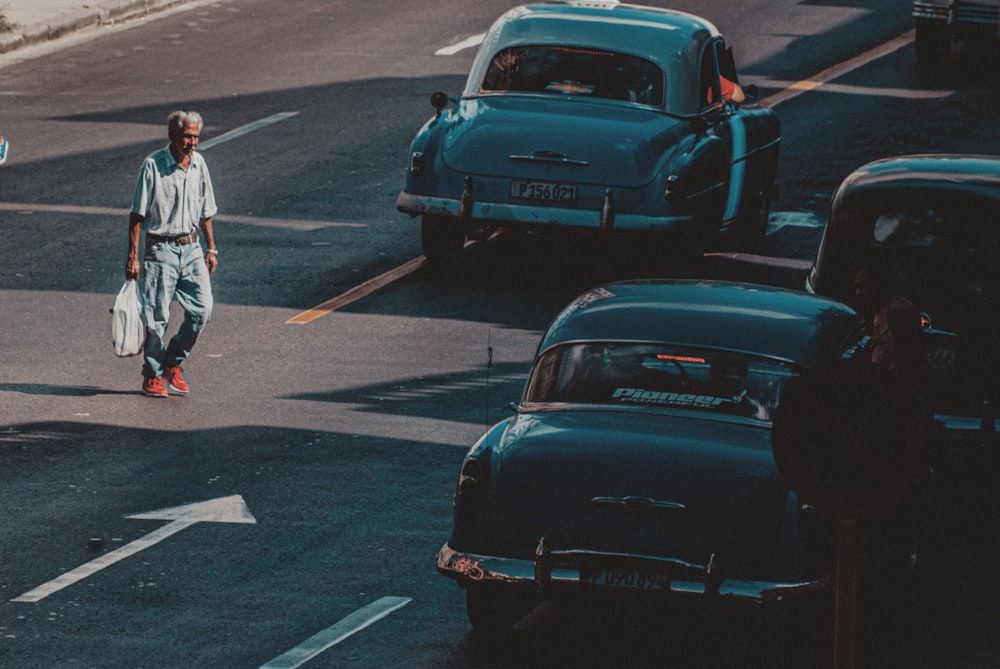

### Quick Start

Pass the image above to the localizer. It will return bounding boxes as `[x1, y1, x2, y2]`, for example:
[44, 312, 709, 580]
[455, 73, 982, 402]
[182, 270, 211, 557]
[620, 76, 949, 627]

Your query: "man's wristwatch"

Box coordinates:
[206, 248, 218, 255]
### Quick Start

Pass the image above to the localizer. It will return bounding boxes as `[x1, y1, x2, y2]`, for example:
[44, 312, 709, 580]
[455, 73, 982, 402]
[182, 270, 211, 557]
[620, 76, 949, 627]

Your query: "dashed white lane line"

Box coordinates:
[1, 111, 361, 233]
[0, 202, 365, 232]
[258, 596, 412, 669]
[435, 32, 486, 56]
[199, 112, 300, 151]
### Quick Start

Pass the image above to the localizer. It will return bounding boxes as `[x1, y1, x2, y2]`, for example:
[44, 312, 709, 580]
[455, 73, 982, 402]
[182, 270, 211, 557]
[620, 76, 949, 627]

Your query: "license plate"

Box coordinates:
[510, 180, 576, 202]
[580, 567, 671, 591]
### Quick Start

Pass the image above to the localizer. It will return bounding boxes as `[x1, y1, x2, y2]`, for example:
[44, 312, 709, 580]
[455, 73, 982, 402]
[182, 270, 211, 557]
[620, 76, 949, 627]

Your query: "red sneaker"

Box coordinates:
[142, 376, 168, 398]
[163, 366, 190, 395]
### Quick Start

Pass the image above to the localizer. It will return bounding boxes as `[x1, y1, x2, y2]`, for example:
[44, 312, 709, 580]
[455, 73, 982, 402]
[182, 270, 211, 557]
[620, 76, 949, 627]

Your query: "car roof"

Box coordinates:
[830, 154, 1000, 212]
[463, 1, 720, 115]
[810, 154, 1000, 297]
[537, 279, 860, 367]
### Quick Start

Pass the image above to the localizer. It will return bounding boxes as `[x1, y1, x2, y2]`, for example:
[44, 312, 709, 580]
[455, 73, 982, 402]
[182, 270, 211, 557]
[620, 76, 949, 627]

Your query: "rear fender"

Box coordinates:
[665, 133, 728, 221]
[450, 420, 513, 549]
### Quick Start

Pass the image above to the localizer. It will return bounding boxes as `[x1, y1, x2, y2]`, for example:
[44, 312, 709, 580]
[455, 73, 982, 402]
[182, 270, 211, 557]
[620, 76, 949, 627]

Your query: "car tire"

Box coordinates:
[465, 586, 534, 635]
[421, 214, 466, 264]
[757, 595, 833, 667]
[915, 19, 951, 68]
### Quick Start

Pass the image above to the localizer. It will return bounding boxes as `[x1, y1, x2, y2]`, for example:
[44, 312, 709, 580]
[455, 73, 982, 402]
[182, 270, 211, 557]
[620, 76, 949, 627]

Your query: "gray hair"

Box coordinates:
[167, 110, 204, 139]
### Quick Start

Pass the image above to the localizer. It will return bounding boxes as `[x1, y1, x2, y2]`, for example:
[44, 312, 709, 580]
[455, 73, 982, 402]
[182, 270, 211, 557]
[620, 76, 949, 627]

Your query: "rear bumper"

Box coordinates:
[437, 542, 828, 605]
[396, 192, 697, 234]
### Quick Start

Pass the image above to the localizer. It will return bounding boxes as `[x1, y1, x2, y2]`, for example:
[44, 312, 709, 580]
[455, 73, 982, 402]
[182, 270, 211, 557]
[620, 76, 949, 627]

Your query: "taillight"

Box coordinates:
[455, 456, 488, 515]
[409, 151, 425, 176]
[665, 174, 680, 200]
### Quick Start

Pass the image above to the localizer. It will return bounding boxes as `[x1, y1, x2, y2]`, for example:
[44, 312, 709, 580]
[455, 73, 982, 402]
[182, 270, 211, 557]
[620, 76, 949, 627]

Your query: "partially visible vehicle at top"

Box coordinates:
[397, 1, 780, 264]
[912, 0, 1000, 66]
[437, 280, 869, 635]
[807, 154, 1000, 435]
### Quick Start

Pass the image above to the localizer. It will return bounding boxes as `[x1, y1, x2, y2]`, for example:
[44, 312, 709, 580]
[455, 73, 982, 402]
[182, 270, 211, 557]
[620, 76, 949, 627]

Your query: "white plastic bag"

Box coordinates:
[111, 279, 145, 357]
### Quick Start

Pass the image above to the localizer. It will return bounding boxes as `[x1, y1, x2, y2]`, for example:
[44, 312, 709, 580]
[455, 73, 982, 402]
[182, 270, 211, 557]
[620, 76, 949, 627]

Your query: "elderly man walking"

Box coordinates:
[126, 110, 219, 398]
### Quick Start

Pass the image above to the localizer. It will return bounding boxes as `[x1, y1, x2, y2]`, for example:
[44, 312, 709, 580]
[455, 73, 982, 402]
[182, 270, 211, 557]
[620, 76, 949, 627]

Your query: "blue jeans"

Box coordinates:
[140, 239, 213, 380]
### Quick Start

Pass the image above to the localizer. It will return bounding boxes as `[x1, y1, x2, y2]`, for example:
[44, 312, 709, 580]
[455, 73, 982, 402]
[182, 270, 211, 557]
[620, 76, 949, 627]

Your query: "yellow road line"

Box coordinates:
[760, 30, 915, 109]
[286, 256, 427, 324]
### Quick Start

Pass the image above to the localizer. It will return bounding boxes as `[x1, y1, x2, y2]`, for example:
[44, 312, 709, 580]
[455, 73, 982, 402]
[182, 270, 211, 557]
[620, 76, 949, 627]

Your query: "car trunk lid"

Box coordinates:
[442, 96, 689, 188]
[490, 410, 789, 577]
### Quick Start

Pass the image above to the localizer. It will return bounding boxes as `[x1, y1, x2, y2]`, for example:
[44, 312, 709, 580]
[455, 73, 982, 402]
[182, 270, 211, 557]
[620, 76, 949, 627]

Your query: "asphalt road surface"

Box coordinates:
[1, 1, 998, 667]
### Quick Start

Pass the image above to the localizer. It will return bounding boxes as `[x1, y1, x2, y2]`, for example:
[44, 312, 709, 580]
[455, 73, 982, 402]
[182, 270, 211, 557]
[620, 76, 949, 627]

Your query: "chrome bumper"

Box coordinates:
[437, 542, 828, 605]
[396, 192, 697, 234]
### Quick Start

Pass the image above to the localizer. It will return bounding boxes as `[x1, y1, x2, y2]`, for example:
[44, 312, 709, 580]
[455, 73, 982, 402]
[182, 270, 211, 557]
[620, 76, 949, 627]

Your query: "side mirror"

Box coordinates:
[431, 91, 451, 117]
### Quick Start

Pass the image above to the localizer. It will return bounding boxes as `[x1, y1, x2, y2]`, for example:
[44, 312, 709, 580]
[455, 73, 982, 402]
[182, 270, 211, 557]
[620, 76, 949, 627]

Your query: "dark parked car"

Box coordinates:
[437, 280, 867, 634]
[912, 0, 999, 65]
[397, 1, 780, 263]
[807, 154, 1000, 435]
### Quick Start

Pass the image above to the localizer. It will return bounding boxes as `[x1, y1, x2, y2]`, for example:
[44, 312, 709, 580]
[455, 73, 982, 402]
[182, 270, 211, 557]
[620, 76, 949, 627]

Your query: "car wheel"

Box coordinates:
[421, 214, 466, 264]
[757, 595, 833, 666]
[915, 19, 951, 68]
[465, 587, 534, 635]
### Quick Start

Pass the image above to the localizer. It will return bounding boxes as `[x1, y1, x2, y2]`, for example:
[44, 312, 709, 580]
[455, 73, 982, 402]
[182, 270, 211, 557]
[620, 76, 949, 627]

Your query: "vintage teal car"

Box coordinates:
[437, 280, 867, 634]
[397, 1, 780, 263]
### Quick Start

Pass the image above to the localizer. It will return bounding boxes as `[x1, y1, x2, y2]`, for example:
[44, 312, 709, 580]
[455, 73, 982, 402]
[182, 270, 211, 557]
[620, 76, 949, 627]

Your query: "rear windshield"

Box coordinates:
[860, 205, 999, 324]
[480, 45, 664, 106]
[524, 342, 795, 422]
[872, 207, 999, 259]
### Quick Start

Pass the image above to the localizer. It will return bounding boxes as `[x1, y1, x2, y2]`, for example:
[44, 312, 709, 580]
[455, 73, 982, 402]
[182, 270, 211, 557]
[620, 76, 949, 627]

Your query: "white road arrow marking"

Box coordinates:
[12, 495, 256, 603]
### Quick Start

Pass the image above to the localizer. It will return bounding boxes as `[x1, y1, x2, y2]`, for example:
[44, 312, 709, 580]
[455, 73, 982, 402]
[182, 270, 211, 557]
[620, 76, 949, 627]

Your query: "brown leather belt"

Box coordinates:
[147, 231, 197, 245]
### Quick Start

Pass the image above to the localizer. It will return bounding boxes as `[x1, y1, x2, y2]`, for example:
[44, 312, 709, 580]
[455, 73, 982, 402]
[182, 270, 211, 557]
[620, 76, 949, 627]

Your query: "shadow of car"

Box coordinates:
[397, 1, 780, 265]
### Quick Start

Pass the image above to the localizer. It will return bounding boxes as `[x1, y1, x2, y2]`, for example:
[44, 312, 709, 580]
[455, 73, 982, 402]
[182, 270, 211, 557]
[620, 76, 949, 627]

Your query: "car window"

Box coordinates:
[866, 206, 1000, 305]
[699, 40, 739, 108]
[871, 208, 999, 258]
[480, 45, 664, 106]
[524, 342, 795, 422]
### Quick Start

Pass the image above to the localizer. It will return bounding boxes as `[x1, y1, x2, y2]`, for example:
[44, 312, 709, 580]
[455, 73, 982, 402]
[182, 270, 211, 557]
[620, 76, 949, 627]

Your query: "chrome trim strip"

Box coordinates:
[510, 153, 590, 167]
[723, 114, 747, 222]
[935, 414, 1000, 432]
[591, 495, 687, 513]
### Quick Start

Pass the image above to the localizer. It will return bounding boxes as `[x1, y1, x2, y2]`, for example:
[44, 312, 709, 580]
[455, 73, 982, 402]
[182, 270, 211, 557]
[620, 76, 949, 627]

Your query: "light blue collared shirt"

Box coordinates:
[131, 146, 218, 236]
